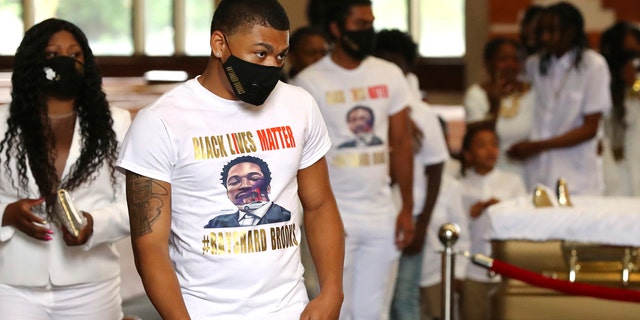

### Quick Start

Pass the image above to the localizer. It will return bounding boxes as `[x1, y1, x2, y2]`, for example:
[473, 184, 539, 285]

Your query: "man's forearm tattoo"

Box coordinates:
[126, 172, 169, 238]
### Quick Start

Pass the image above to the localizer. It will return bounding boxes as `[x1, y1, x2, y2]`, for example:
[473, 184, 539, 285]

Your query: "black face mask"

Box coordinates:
[43, 56, 85, 99]
[221, 36, 283, 106]
[340, 28, 376, 61]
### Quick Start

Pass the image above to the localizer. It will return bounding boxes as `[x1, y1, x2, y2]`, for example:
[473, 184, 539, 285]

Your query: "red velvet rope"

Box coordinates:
[490, 259, 640, 303]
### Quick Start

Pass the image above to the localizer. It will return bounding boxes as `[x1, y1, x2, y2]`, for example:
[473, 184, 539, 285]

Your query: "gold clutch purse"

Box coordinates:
[53, 189, 87, 237]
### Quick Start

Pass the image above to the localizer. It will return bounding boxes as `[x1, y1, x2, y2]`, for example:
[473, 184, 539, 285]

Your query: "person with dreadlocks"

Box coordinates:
[0, 18, 131, 319]
[508, 2, 610, 195]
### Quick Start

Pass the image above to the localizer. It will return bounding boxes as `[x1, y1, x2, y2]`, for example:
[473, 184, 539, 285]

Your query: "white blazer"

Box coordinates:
[0, 106, 131, 286]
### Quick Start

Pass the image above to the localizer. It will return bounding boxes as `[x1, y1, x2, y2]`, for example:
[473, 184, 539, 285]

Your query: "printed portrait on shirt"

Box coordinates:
[338, 105, 384, 148]
[204, 155, 291, 228]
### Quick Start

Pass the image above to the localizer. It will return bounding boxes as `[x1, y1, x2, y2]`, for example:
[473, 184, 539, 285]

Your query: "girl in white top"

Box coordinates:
[464, 37, 534, 184]
[0, 19, 130, 320]
[602, 52, 640, 196]
[509, 3, 611, 195]
[624, 77, 640, 196]
[459, 124, 527, 320]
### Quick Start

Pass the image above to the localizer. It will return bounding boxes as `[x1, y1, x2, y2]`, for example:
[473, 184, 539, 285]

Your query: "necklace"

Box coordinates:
[499, 94, 520, 118]
[499, 91, 522, 118]
[47, 111, 76, 120]
[498, 82, 531, 119]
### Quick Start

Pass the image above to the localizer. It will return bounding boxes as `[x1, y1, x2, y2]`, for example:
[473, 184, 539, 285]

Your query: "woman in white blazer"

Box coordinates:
[0, 18, 130, 320]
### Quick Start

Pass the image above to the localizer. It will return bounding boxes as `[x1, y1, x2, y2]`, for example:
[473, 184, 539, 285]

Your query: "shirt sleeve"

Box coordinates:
[291, 74, 320, 106]
[414, 103, 450, 166]
[463, 84, 490, 122]
[406, 72, 423, 100]
[387, 66, 413, 116]
[299, 91, 332, 170]
[0, 219, 15, 242]
[116, 107, 175, 183]
[583, 55, 612, 116]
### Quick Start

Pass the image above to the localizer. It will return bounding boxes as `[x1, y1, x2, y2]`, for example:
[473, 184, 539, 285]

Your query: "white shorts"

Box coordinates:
[0, 277, 123, 320]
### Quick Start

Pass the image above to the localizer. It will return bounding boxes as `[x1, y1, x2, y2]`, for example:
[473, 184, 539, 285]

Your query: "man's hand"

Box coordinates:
[299, 290, 343, 320]
[395, 208, 415, 249]
[507, 140, 542, 160]
[403, 219, 427, 255]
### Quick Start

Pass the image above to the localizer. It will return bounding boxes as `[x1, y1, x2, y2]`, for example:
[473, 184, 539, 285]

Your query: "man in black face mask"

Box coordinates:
[117, 0, 345, 319]
[292, 0, 416, 319]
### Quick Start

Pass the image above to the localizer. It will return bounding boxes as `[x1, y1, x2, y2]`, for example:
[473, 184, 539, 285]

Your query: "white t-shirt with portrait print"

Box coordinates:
[292, 55, 412, 223]
[116, 78, 331, 319]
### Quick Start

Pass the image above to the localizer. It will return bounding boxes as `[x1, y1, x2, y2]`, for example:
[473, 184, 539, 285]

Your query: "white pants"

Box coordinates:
[340, 216, 401, 320]
[0, 277, 123, 320]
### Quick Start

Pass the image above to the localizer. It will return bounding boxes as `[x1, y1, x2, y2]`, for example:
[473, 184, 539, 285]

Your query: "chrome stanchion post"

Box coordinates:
[439, 223, 460, 320]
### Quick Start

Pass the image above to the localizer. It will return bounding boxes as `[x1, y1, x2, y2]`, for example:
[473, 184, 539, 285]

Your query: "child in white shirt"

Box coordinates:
[459, 123, 527, 320]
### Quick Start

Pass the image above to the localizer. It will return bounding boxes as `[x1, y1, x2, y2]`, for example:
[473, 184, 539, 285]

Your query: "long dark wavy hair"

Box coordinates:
[601, 22, 640, 126]
[538, 2, 589, 75]
[0, 18, 118, 203]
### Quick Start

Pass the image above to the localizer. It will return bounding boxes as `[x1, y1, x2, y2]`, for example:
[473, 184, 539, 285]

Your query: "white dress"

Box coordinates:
[608, 94, 640, 196]
[625, 95, 640, 196]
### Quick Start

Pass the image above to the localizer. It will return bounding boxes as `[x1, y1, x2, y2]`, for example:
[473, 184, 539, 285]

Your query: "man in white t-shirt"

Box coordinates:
[374, 28, 450, 320]
[292, 1, 415, 319]
[116, 1, 345, 319]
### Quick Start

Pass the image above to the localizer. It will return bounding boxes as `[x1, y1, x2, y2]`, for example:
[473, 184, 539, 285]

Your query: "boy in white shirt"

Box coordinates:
[459, 123, 527, 320]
